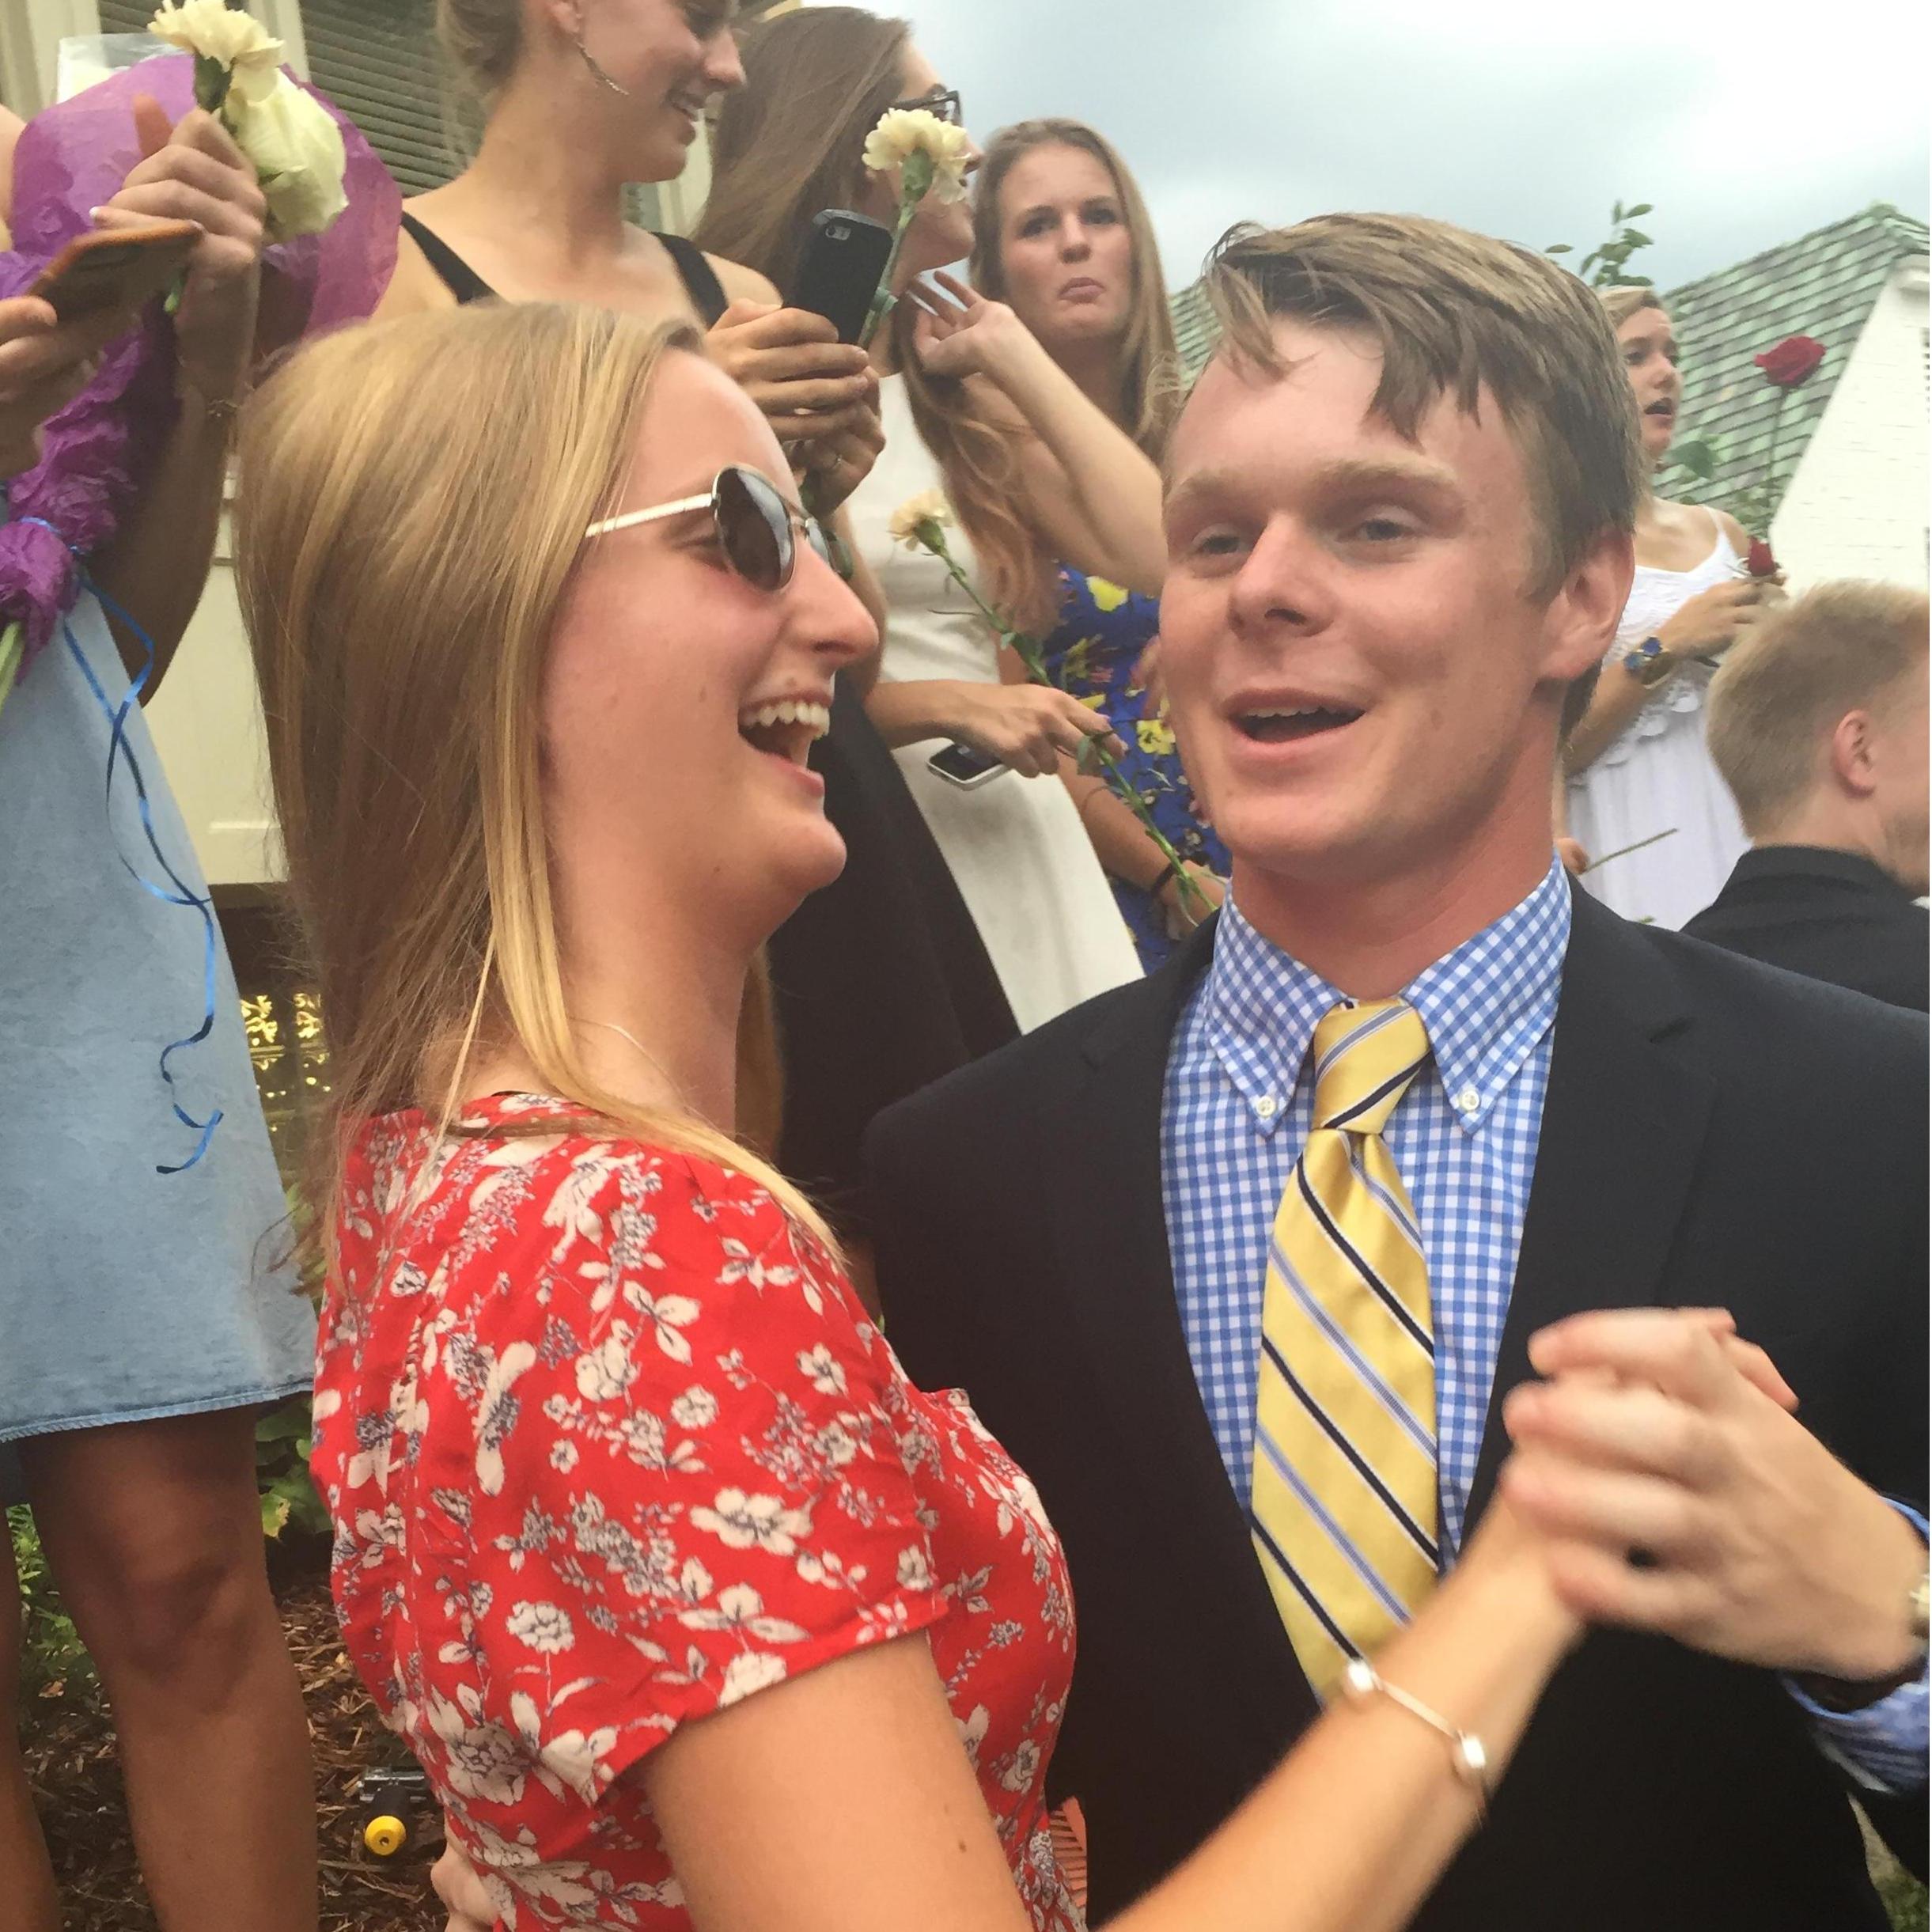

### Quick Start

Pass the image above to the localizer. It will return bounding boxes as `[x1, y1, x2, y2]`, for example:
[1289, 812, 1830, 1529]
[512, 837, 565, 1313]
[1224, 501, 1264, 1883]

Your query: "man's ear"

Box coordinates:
[1829, 710, 1877, 800]
[1544, 525, 1635, 687]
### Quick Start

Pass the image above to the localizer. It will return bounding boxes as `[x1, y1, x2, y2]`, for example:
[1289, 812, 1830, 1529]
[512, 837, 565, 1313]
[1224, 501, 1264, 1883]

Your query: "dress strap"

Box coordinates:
[655, 231, 728, 328]
[400, 212, 498, 306]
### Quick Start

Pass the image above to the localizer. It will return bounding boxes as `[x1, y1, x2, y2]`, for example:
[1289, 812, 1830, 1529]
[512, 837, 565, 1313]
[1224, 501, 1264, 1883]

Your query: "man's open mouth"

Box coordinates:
[1235, 703, 1364, 744]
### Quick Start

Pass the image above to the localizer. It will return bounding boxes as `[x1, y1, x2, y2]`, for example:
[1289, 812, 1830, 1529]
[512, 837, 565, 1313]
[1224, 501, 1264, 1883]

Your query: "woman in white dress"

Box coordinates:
[1564, 286, 1784, 928]
[701, 9, 1148, 1031]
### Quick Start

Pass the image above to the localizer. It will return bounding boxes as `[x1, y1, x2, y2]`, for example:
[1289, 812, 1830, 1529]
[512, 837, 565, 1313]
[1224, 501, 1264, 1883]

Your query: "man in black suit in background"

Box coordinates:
[1687, 580, 1928, 1010]
[866, 217, 1928, 1930]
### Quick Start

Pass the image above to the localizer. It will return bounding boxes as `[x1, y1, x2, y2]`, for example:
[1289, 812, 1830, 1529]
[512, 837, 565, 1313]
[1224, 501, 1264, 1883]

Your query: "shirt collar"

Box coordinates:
[1202, 858, 1573, 1136]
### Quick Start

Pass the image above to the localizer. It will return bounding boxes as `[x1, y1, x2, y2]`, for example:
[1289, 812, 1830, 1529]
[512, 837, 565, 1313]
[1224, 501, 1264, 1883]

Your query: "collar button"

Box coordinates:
[1255, 1095, 1279, 1120]
[1456, 1085, 1482, 1116]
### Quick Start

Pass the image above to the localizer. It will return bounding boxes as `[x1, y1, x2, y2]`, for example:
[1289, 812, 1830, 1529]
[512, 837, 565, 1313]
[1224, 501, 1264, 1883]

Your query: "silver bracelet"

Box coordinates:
[1339, 1657, 1493, 1820]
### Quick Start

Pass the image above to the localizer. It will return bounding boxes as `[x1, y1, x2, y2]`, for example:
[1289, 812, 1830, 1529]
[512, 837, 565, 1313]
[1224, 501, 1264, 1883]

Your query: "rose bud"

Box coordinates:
[1753, 335, 1827, 389]
[1746, 537, 1779, 578]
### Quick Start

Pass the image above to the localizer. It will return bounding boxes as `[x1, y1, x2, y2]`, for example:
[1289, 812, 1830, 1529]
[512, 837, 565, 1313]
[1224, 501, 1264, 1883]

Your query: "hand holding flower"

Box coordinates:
[93, 99, 263, 403]
[0, 297, 127, 478]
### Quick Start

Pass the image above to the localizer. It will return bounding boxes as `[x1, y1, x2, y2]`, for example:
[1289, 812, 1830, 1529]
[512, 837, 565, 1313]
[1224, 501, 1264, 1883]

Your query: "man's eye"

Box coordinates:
[1189, 529, 1244, 559]
[1354, 517, 1415, 542]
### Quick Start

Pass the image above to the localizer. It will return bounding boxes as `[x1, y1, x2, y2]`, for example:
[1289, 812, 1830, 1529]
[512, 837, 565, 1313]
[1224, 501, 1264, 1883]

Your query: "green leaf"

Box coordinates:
[1626, 203, 1654, 218]
[1622, 229, 1654, 248]
[1612, 201, 1624, 222]
[191, 52, 231, 115]
[1544, 243, 1573, 256]
[262, 1491, 292, 1537]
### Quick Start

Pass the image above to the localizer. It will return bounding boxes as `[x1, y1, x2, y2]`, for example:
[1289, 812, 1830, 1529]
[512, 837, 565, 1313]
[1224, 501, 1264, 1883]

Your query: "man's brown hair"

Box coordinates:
[1707, 581, 1930, 835]
[1202, 214, 1646, 603]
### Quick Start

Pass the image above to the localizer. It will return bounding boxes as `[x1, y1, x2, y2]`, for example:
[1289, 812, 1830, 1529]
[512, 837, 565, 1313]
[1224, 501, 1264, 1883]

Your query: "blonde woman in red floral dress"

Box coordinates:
[238, 299, 1787, 1932]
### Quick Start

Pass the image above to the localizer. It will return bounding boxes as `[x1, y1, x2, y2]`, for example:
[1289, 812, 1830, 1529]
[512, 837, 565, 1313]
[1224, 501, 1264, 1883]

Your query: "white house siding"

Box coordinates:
[1772, 263, 1930, 593]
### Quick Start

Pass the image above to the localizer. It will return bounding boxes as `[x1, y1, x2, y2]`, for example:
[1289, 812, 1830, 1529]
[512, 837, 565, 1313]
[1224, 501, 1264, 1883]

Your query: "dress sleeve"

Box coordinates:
[446, 1143, 948, 1805]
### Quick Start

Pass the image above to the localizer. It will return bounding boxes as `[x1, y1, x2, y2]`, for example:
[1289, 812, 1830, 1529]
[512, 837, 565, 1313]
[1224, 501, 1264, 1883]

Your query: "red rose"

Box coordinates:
[1754, 335, 1826, 388]
[1746, 537, 1779, 578]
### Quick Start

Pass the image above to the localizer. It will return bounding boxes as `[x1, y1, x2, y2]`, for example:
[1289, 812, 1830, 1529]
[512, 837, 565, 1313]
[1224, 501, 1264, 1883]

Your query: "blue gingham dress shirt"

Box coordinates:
[1161, 859, 1926, 1790]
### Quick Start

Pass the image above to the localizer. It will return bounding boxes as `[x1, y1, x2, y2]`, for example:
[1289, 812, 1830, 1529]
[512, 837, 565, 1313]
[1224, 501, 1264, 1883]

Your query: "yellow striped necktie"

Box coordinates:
[1249, 997, 1439, 1698]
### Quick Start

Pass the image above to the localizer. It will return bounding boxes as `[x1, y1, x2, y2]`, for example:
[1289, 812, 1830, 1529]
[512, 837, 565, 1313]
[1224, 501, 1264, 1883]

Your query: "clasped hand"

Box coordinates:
[1503, 1308, 1925, 1687]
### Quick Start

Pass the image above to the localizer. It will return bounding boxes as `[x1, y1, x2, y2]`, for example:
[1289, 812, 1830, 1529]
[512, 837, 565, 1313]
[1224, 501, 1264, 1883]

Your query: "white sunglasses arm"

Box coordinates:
[585, 491, 715, 541]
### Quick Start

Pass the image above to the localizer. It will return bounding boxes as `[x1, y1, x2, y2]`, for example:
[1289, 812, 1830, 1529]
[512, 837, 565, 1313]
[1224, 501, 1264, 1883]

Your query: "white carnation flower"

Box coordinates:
[887, 491, 951, 551]
[862, 108, 972, 204]
[146, 0, 283, 93]
[225, 77, 349, 240]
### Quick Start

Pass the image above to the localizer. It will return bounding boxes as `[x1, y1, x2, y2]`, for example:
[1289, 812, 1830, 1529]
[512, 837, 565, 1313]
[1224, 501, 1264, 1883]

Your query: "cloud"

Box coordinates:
[875, 0, 1929, 291]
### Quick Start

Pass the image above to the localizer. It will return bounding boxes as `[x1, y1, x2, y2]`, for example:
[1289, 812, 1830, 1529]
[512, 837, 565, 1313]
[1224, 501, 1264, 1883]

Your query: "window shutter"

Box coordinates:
[96, 0, 170, 31]
[297, 0, 459, 195]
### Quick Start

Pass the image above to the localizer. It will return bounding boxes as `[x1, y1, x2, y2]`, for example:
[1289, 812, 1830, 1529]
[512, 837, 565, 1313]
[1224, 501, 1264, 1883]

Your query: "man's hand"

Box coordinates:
[0, 295, 121, 476]
[1501, 1309, 1926, 1687]
[93, 97, 264, 404]
[431, 1835, 495, 1932]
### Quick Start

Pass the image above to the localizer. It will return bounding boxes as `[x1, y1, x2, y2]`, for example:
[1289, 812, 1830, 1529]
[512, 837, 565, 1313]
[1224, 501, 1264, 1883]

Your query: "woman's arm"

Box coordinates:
[1564, 571, 1778, 775]
[640, 1496, 1571, 1932]
[85, 101, 265, 695]
[911, 275, 1165, 597]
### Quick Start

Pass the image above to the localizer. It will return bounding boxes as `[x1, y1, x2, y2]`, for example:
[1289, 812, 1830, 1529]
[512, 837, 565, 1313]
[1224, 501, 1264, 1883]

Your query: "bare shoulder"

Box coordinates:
[374, 219, 458, 320]
[1707, 506, 1752, 555]
[708, 252, 779, 309]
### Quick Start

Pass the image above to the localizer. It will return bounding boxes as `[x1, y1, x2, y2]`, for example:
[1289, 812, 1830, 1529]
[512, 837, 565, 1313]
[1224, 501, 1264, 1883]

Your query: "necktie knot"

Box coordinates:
[1309, 998, 1430, 1135]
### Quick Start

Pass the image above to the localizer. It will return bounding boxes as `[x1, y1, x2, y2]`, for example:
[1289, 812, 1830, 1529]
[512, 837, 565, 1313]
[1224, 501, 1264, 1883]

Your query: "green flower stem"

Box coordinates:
[1579, 825, 1678, 873]
[0, 620, 21, 730]
[192, 52, 232, 115]
[1762, 388, 1789, 536]
[915, 523, 1212, 921]
[858, 189, 922, 352]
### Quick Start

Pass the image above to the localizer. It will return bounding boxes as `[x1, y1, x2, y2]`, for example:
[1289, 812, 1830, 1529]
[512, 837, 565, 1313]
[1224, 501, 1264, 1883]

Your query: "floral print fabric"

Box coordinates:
[1040, 568, 1229, 971]
[314, 1094, 1082, 1929]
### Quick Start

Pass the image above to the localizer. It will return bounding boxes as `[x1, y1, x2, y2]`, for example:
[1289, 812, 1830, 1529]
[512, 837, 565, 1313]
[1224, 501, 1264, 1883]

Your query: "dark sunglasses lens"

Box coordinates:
[716, 467, 790, 591]
[804, 518, 834, 568]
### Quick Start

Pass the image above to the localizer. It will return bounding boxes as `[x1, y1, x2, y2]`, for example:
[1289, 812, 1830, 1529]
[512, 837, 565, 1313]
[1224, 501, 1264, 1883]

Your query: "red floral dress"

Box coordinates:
[313, 1095, 1082, 1930]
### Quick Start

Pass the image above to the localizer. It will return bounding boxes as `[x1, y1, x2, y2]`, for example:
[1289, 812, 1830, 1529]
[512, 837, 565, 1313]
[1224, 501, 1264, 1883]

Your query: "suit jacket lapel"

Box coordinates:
[1467, 892, 1717, 1524]
[1043, 921, 1318, 1724]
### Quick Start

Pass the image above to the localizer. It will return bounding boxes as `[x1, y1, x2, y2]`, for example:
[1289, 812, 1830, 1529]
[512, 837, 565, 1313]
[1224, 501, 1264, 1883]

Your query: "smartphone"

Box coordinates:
[928, 741, 1007, 790]
[28, 221, 201, 324]
[791, 210, 895, 345]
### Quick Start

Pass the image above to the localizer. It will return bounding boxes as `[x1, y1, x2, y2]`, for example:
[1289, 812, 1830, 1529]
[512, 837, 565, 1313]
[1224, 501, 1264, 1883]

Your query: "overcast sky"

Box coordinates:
[860, 0, 1930, 295]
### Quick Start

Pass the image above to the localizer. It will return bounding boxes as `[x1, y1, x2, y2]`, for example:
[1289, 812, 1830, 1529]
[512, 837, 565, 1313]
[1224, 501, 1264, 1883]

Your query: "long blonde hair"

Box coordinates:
[907, 119, 1179, 632]
[234, 301, 832, 1271]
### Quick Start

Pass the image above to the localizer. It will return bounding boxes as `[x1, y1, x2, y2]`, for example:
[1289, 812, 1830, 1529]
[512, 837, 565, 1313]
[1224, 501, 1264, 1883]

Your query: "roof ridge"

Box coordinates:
[1667, 202, 1928, 302]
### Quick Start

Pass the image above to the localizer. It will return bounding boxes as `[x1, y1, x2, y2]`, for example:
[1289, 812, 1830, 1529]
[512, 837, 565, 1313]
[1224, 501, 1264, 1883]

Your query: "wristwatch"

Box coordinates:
[1622, 635, 1669, 685]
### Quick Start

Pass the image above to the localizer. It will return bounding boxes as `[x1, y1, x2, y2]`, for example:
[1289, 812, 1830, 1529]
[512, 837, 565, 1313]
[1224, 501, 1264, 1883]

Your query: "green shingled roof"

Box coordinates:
[1169, 279, 1221, 381]
[1659, 203, 1927, 521]
[1163, 203, 1930, 513]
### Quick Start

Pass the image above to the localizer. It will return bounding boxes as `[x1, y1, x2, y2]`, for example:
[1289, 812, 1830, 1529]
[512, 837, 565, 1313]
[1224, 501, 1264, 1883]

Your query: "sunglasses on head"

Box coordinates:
[584, 464, 832, 592]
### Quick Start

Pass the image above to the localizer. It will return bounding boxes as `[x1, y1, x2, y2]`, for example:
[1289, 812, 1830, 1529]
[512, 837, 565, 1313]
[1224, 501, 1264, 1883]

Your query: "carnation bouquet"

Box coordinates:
[0, 21, 397, 721]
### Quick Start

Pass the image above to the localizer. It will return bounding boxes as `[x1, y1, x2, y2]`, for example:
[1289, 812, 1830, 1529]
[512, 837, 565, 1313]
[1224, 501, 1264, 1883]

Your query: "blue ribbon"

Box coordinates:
[18, 517, 224, 1175]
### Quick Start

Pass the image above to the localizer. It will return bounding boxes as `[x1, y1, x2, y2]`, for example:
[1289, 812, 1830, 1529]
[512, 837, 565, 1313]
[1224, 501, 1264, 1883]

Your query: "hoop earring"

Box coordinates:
[574, 28, 632, 97]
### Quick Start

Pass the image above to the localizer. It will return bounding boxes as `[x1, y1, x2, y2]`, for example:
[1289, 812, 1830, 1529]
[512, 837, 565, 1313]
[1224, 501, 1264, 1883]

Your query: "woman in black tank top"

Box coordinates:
[378, 0, 880, 502]
[373, 0, 1014, 1275]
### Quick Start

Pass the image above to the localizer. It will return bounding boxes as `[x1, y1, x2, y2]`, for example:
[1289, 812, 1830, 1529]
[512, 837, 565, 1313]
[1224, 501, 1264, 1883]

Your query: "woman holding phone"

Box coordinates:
[699, 7, 1150, 1033]
[244, 299, 1820, 1932]
[2, 100, 317, 1932]
[384, 0, 882, 513]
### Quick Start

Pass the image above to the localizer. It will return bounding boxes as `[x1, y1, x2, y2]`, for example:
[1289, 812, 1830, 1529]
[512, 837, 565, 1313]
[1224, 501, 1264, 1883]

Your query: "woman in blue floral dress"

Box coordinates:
[1040, 566, 1229, 968]
[949, 118, 1226, 969]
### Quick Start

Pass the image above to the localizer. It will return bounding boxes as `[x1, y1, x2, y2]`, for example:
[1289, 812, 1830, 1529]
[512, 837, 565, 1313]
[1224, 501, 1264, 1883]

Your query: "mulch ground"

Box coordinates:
[21, 1536, 441, 1932]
